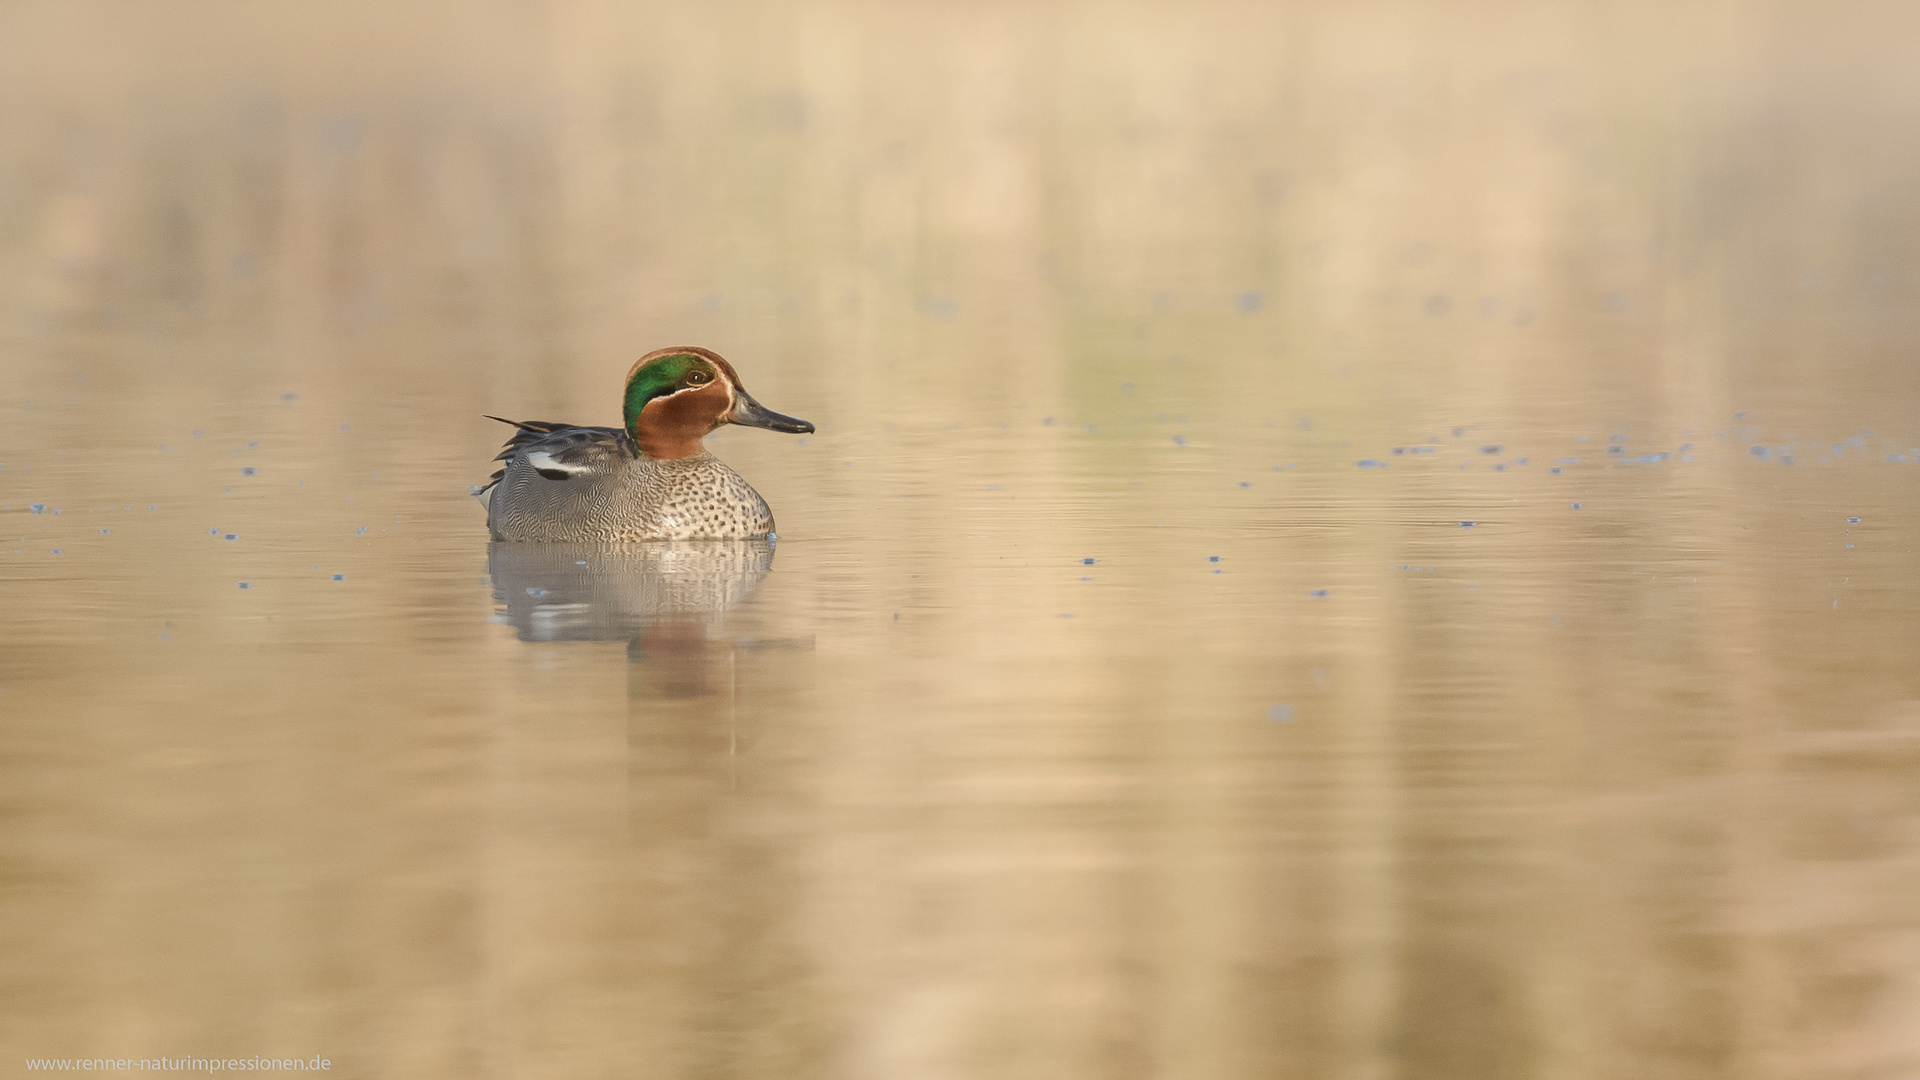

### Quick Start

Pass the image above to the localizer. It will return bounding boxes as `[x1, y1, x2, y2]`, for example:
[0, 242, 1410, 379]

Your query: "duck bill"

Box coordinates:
[729, 389, 815, 434]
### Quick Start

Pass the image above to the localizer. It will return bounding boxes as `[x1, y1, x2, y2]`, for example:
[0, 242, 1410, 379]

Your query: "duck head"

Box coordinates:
[622, 346, 814, 460]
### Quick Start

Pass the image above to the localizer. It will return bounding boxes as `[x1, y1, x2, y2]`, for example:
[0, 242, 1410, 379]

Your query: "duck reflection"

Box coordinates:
[486, 539, 811, 702]
[487, 540, 773, 644]
[487, 542, 823, 1046]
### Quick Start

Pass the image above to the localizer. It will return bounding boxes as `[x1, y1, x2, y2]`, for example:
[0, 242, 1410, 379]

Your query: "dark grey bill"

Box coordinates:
[729, 389, 815, 434]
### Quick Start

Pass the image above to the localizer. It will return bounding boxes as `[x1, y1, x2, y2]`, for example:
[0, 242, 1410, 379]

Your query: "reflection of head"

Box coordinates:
[626, 618, 716, 699]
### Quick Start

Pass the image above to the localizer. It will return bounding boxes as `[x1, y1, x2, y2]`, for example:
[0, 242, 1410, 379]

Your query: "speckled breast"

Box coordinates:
[487, 453, 775, 542]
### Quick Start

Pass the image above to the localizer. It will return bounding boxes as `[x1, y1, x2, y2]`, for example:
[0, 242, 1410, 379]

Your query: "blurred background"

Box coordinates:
[3, 2, 1920, 1078]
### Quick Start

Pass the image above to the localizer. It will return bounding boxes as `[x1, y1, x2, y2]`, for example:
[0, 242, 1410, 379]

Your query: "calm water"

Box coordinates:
[5, 3, 1920, 1078]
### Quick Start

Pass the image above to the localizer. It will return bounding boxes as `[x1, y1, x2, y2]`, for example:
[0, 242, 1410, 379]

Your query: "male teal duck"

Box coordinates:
[478, 346, 813, 542]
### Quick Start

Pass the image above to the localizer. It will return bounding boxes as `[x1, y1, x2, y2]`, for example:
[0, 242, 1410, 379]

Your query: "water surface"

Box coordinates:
[4, 3, 1920, 1078]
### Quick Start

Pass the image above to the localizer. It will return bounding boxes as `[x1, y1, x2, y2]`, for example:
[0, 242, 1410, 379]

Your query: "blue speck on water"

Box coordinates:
[31, 504, 45, 513]
[1042, 417, 1055, 426]
[149, 505, 156, 510]
[1239, 481, 1251, 488]
[1556, 457, 1578, 464]
[1392, 447, 1405, 455]
[159, 633, 170, 640]
[51, 549, 61, 554]
[224, 534, 236, 541]
[1172, 435, 1186, 446]
[1059, 612, 1075, 619]
[1082, 557, 1097, 565]
[355, 527, 367, 534]
[1549, 467, 1563, 474]
[100, 528, 109, 534]
[1237, 291, 1264, 312]
[1268, 703, 1295, 723]
[526, 587, 547, 597]
[241, 467, 257, 476]
[1356, 459, 1386, 468]
[1081, 576, 1091, 581]
[1571, 502, 1583, 509]
[332, 574, 346, 581]
[795, 437, 808, 446]
[1213, 569, 1222, 574]
[283, 392, 299, 402]
[1310, 589, 1329, 597]
[844, 461, 852, 467]
[1848, 516, 1861, 523]
[1750, 445, 1769, 458]
[1515, 458, 1529, 465]
[1411, 445, 1436, 454]
[1452, 427, 1467, 437]
[576, 560, 588, 565]
[1208, 556, 1222, 563]
[1460, 521, 1476, 527]
[339, 424, 350, 431]
[247, 442, 258, 450]
[1492, 464, 1506, 472]
[985, 485, 1002, 490]
[1889, 454, 1909, 463]
[1085, 425, 1097, 434]
[210, 528, 218, 535]
[1480, 445, 1502, 454]
[192, 430, 203, 437]
[237, 582, 250, 589]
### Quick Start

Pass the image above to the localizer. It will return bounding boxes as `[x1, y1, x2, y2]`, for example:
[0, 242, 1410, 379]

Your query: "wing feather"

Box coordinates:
[476, 417, 635, 495]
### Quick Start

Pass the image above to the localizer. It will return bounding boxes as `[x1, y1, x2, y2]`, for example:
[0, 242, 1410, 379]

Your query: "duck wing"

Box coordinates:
[478, 417, 635, 494]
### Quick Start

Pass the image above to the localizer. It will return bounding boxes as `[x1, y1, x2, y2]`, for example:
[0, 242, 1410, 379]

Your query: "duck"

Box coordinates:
[478, 346, 814, 542]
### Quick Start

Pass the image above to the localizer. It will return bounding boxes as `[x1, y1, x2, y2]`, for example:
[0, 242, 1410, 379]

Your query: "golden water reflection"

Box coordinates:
[3, 2, 1920, 1078]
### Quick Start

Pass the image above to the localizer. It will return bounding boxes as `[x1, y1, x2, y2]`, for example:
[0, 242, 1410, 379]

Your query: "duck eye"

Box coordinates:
[687, 370, 710, 385]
